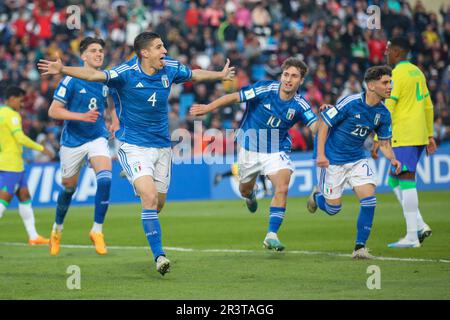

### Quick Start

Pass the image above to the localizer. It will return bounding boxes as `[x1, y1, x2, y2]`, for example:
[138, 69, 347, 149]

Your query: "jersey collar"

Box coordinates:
[395, 60, 410, 67]
[276, 83, 296, 105]
[360, 91, 383, 108]
[137, 59, 163, 78]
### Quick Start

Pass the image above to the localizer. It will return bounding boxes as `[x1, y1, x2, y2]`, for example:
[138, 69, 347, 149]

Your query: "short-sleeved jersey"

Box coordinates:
[103, 56, 192, 148]
[0, 106, 43, 172]
[385, 61, 434, 147]
[109, 56, 137, 124]
[320, 92, 392, 165]
[237, 80, 317, 153]
[53, 76, 109, 147]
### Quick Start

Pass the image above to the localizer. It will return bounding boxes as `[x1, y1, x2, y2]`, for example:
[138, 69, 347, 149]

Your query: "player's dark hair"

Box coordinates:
[5, 86, 25, 99]
[281, 57, 308, 78]
[133, 32, 162, 59]
[79, 37, 105, 54]
[389, 36, 410, 53]
[364, 65, 392, 83]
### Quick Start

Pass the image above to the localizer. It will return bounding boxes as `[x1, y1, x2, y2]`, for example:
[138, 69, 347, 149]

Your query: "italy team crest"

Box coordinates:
[286, 108, 296, 121]
[161, 75, 169, 88]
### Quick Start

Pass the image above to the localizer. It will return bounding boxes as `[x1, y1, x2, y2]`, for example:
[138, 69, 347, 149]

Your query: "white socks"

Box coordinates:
[52, 223, 63, 232]
[393, 186, 427, 233]
[18, 203, 38, 240]
[91, 222, 103, 233]
[401, 188, 419, 242]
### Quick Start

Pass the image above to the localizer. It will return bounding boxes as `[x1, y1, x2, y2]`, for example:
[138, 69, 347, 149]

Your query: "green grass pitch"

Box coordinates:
[1, 191, 449, 299]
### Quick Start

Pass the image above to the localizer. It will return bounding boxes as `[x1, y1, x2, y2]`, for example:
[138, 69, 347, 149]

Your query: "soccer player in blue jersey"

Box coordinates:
[307, 66, 401, 259]
[39, 32, 235, 275]
[190, 57, 318, 251]
[47, 37, 114, 256]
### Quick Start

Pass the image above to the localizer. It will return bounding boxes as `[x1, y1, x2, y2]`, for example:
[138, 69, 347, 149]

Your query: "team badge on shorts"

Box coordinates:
[325, 185, 333, 195]
[132, 162, 142, 174]
[286, 108, 296, 121]
[161, 75, 169, 88]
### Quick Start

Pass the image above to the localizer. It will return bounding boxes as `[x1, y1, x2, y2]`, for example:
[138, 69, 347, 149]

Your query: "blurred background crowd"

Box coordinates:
[0, 0, 449, 162]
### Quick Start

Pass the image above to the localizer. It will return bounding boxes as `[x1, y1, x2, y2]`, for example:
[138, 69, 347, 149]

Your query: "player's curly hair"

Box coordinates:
[79, 37, 105, 55]
[364, 65, 392, 83]
[281, 57, 308, 78]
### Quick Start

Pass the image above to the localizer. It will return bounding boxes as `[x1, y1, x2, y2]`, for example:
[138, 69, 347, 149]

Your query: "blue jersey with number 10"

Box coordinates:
[104, 56, 192, 148]
[53, 76, 109, 147]
[320, 92, 392, 165]
[237, 80, 317, 153]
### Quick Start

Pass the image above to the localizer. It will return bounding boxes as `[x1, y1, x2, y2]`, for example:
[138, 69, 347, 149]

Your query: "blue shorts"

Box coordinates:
[0, 171, 27, 195]
[393, 146, 425, 173]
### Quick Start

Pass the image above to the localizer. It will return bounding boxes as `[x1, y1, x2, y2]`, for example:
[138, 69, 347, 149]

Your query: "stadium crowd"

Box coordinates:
[0, 0, 449, 161]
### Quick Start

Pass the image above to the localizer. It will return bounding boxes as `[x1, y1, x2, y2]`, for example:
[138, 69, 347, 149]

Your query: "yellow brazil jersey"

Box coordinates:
[0, 105, 44, 172]
[385, 61, 434, 147]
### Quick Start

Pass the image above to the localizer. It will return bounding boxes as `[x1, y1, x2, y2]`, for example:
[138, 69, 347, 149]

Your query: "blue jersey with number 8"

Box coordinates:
[53, 76, 109, 147]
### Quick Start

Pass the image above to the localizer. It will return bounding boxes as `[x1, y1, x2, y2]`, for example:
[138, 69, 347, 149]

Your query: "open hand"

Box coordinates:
[37, 52, 64, 76]
[221, 58, 236, 81]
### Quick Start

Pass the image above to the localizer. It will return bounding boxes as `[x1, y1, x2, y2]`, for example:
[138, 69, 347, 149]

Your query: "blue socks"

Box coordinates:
[315, 192, 342, 215]
[55, 187, 76, 225]
[142, 209, 165, 261]
[94, 170, 112, 224]
[268, 206, 285, 233]
[356, 196, 376, 247]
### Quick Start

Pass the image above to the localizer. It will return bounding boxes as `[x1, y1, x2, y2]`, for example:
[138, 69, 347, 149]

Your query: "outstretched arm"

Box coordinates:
[190, 92, 240, 116]
[191, 58, 235, 82]
[379, 139, 401, 175]
[38, 53, 106, 82]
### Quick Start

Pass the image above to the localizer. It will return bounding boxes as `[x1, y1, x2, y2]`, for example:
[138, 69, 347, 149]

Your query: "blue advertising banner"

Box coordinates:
[10, 143, 450, 208]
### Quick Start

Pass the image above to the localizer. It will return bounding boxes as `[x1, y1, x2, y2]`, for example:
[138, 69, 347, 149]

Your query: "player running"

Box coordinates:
[372, 37, 436, 248]
[38, 31, 235, 275]
[190, 57, 318, 252]
[0, 86, 53, 245]
[307, 66, 401, 259]
[46, 37, 115, 256]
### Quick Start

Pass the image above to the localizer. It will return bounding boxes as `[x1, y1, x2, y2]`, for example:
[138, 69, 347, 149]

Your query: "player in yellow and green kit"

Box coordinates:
[371, 37, 437, 248]
[0, 86, 54, 245]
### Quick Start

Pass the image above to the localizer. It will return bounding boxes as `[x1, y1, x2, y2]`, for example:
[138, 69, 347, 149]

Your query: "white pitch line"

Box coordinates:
[1, 242, 449, 264]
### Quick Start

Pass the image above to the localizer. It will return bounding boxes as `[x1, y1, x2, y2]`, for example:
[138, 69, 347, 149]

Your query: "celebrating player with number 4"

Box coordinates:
[39, 32, 235, 275]
[307, 66, 401, 259]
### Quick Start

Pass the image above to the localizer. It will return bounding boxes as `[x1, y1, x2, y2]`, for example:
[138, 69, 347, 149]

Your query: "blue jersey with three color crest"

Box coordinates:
[53, 76, 109, 147]
[103, 56, 192, 148]
[320, 92, 392, 165]
[237, 80, 317, 153]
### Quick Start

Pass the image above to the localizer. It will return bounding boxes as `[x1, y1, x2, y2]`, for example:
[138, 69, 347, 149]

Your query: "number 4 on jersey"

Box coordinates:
[148, 92, 157, 107]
